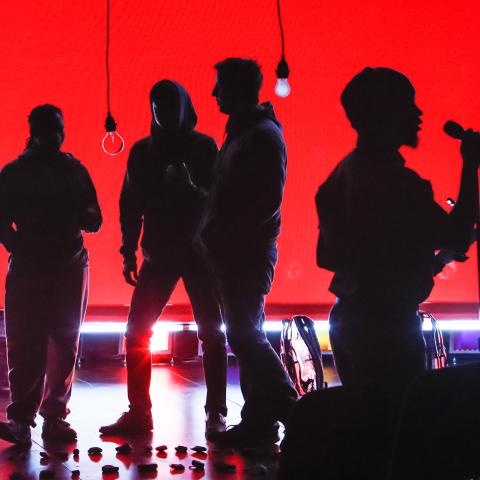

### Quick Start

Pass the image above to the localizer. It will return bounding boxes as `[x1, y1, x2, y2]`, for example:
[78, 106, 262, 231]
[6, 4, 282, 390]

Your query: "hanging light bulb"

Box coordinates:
[275, 0, 291, 98]
[275, 78, 291, 98]
[101, 0, 125, 156]
[102, 112, 124, 155]
[275, 57, 291, 98]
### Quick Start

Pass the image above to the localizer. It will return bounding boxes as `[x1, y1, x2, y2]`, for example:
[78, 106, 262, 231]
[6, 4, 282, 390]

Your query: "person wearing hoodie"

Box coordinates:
[199, 58, 298, 447]
[0, 104, 102, 445]
[99, 80, 227, 437]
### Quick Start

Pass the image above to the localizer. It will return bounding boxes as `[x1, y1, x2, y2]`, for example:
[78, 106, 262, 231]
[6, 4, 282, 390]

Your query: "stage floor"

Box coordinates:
[0, 358, 340, 479]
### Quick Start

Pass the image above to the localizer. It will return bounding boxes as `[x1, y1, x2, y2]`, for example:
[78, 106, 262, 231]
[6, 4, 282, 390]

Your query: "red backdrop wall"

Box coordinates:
[0, 0, 479, 307]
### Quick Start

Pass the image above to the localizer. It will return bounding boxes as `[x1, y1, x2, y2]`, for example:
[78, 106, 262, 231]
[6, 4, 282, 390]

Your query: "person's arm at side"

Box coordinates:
[191, 136, 218, 197]
[119, 146, 144, 286]
[78, 164, 102, 233]
[0, 167, 17, 253]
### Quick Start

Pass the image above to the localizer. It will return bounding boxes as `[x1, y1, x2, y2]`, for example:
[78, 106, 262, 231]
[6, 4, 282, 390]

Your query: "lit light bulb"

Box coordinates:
[275, 78, 291, 98]
[102, 112, 125, 156]
[275, 57, 291, 98]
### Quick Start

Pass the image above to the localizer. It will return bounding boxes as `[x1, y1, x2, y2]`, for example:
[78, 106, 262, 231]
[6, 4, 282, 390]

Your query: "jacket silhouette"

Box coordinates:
[316, 147, 457, 303]
[0, 150, 101, 270]
[120, 81, 217, 264]
[202, 101, 286, 288]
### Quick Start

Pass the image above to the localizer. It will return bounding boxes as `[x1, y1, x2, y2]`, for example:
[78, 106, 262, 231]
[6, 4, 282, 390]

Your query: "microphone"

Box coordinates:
[444, 120, 466, 140]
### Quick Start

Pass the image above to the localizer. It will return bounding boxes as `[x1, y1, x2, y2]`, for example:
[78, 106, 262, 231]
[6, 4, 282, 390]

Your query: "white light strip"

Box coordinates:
[80, 319, 480, 334]
[81, 322, 126, 333]
[80, 321, 190, 334]
[425, 320, 480, 331]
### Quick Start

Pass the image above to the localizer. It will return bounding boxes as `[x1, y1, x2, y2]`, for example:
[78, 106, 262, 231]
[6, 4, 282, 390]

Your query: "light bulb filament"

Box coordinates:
[102, 130, 125, 156]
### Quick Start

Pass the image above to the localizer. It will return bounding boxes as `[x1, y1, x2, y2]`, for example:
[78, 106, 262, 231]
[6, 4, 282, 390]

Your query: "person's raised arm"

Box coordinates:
[447, 129, 480, 252]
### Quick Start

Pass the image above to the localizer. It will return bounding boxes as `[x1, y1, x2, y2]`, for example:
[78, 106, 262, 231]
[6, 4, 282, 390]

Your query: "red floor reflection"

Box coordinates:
[0, 358, 340, 479]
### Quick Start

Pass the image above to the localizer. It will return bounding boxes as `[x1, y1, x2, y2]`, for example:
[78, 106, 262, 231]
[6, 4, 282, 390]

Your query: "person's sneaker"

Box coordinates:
[0, 420, 32, 446]
[207, 421, 280, 448]
[99, 410, 153, 436]
[42, 418, 77, 442]
[205, 412, 227, 439]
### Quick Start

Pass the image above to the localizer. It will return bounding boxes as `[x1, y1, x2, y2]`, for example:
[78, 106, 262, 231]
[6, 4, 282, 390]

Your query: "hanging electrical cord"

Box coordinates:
[275, 0, 291, 98]
[102, 0, 125, 155]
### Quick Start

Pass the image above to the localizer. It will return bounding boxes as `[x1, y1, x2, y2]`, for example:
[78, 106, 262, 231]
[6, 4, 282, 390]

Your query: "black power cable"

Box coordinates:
[106, 0, 111, 116]
[104, 0, 116, 133]
[277, 0, 286, 60]
[102, 0, 124, 154]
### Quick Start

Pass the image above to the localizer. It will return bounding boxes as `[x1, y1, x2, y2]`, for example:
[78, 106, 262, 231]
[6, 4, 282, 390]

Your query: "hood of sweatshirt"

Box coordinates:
[150, 80, 197, 135]
[226, 101, 283, 136]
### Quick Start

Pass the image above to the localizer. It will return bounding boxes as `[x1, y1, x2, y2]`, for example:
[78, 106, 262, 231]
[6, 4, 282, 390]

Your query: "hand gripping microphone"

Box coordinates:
[443, 120, 466, 140]
[444, 122, 480, 320]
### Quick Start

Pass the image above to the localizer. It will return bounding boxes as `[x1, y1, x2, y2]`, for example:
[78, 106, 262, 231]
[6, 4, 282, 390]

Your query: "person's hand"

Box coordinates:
[165, 162, 197, 189]
[461, 129, 480, 169]
[123, 255, 138, 286]
[81, 205, 102, 232]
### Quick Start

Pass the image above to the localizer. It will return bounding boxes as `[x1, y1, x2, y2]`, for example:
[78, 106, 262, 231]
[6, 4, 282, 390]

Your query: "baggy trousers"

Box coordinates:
[329, 294, 427, 391]
[125, 255, 227, 416]
[214, 246, 298, 427]
[5, 260, 88, 425]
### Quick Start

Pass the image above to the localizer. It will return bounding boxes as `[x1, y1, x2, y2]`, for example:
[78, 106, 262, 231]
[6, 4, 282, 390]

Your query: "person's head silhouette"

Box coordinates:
[27, 104, 64, 154]
[212, 58, 263, 116]
[341, 67, 423, 149]
[150, 80, 197, 133]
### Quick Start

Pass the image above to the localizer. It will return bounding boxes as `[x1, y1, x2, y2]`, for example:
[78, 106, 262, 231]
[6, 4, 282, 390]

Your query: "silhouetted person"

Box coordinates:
[316, 68, 480, 390]
[199, 58, 298, 447]
[99, 80, 227, 437]
[0, 105, 102, 445]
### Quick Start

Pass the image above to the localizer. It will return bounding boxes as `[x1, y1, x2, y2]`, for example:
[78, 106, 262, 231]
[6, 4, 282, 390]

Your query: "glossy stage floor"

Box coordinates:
[0, 358, 340, 480]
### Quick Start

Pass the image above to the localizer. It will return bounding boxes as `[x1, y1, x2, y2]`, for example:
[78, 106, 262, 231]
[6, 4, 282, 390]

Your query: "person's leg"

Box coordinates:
[40, 264, 88, 426]
[356, 302, 426, 390]
[222, 287, 297, 428]
[183, 253, 227, 418]
[125, 262, 178, 412]
[100, 261, 179, 435]
[328, 299, 356, 386]
[330, 295, 426, 390]
[237, 347, 253, 402]
[206, 248, 297, 446]
[0, 270, 49, 445]
[5, 270, 49, 427]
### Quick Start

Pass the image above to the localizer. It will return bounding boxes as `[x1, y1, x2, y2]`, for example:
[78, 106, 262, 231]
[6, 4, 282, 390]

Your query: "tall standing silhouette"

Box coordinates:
[316, 68, 480, 389]
[0, 104, 102, 445]
[99, 80, 227, 437]
[199, 58, 298, 447]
